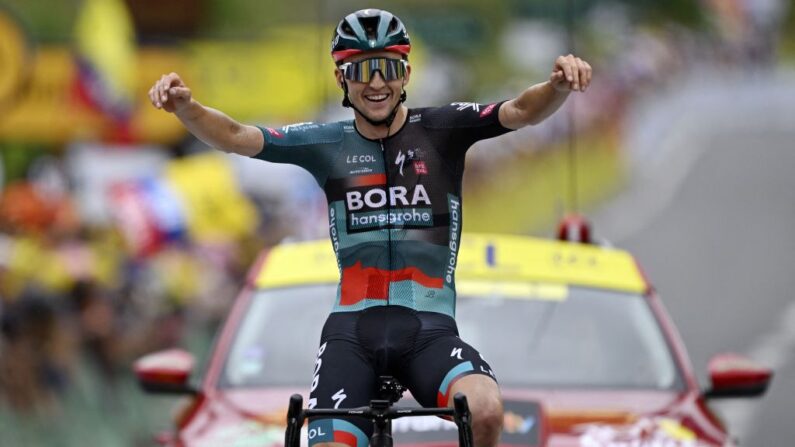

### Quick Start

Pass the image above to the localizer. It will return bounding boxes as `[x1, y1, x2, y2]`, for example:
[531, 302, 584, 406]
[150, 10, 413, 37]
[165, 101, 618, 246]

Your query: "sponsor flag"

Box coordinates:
[73, 0, 137, 137]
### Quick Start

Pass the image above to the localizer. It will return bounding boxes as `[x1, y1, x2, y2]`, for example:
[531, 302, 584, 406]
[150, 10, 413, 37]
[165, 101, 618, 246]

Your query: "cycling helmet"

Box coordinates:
[331, 9, 411, 64]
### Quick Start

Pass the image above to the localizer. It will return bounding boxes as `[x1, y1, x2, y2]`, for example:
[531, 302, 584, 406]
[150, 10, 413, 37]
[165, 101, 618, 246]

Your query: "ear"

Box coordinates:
[334, 68, 344, 89]
[402, 62, 412, 87]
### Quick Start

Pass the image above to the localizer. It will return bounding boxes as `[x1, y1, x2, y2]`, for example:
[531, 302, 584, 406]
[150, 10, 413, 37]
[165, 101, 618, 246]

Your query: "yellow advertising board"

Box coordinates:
[164, 152, 258, 243]
[0, 46, 189, 145]
[0, 14, 340, 145]
[0, 9, 31, 112]
[187, 25, 339, 123]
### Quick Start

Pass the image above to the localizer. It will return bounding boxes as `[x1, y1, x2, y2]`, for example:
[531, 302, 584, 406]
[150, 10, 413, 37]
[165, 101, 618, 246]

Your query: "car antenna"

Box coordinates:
[555, 0, 594, 244]
[565, 0, 579, 217]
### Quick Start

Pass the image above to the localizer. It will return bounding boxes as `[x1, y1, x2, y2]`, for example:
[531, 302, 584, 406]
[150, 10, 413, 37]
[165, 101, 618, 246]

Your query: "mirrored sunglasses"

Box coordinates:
[340, 57, 407, 83]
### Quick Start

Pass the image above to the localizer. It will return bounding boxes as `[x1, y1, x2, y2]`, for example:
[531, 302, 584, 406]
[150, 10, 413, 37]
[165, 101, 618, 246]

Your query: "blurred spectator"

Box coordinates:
[0, 288, 74, 414]
[69, 280, 120, 385]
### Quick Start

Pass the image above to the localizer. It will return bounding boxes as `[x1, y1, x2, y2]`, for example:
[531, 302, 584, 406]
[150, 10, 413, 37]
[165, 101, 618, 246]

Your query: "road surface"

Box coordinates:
[592, 69, 795, 446]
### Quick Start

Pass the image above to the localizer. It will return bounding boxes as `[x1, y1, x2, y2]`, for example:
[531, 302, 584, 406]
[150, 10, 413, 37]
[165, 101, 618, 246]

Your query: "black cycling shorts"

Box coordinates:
[306, 306, 497, 447]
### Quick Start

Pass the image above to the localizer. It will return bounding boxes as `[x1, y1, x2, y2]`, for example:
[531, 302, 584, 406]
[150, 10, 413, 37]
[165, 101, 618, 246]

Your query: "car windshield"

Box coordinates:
[220, 284, 682, 390]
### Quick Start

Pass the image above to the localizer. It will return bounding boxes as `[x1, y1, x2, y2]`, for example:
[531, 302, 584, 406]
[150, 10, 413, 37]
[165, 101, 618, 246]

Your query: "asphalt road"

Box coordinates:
[591, 70, 795, 446]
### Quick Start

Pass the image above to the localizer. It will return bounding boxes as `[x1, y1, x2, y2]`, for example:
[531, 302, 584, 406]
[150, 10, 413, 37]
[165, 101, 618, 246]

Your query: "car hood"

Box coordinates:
[499, 388, 726, 447]
[179, 387, 726, 447]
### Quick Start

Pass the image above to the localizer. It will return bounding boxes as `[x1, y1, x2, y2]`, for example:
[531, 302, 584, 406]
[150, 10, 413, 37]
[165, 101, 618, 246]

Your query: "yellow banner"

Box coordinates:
[0, 47, 189, 144]
[188, 25, 339, 122]
[164, 152, 258, 243]
[0, 9, 31, 112]
[0, 22, 341, 145]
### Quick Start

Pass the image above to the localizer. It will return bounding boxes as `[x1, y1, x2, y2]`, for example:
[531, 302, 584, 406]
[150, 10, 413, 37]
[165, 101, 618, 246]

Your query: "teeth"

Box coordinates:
[367, 94, 388, 101]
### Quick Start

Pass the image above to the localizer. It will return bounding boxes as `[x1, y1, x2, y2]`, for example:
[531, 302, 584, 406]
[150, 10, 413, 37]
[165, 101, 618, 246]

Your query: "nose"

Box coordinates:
[368, 70, 387, 88]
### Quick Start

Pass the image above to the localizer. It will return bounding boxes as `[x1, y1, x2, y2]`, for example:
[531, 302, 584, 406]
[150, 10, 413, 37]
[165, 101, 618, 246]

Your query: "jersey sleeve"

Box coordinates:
[421, 101, 512, 157]
[252, 122, 343, 187]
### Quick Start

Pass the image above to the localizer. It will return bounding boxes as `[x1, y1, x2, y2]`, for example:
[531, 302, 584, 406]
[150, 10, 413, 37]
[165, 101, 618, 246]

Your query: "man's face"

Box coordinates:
[335, 51, 411, 122]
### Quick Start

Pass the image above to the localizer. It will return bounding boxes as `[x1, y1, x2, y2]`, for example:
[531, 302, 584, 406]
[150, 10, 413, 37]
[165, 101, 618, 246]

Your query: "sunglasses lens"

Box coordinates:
[343, 58, 405, 83]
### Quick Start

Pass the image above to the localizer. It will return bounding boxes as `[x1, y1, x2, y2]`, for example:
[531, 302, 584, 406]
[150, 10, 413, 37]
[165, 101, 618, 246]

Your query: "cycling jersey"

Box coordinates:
[254, 101, 511, 318]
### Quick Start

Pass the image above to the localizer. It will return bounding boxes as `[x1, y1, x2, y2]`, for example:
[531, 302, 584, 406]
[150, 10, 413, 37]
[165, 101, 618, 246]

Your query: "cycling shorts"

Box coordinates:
[307, 305, 497, 447]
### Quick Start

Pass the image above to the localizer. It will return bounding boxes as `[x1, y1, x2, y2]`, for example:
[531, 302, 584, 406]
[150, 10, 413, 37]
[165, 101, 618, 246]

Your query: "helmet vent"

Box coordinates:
[340, 22, 355, 38]
[388, 17, 400, 34]
[359, 16, 381, 40]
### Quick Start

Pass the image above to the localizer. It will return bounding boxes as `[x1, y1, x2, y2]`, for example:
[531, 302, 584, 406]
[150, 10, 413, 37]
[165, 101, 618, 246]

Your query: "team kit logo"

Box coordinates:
[395, 148, 428, 176]
[345, 184, 433, 231]
[451, 101, 497, 118]
[344, 148, 434, 231]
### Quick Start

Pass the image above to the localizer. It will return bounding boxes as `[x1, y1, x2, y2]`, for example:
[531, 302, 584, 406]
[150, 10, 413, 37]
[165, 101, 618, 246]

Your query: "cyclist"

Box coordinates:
[148, 9, 591, 447]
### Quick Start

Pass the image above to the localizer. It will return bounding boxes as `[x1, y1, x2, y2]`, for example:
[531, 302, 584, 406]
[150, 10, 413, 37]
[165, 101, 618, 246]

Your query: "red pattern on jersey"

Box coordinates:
[351, 173, 387, 187]
[341, 261, 444, 305]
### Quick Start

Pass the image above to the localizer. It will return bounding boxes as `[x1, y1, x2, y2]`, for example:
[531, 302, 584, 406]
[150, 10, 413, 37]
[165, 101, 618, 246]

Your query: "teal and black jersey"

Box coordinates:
[253, 101, 511, 317]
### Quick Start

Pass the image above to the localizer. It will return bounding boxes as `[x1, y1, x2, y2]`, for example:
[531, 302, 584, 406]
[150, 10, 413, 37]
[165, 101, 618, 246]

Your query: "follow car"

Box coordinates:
[135, 225, 771, 447]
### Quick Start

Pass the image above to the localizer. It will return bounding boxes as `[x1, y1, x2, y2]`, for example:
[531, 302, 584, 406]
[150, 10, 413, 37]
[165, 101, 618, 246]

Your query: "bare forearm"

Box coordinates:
[175, 100, 263, 157]
[500, 81, 570, 130]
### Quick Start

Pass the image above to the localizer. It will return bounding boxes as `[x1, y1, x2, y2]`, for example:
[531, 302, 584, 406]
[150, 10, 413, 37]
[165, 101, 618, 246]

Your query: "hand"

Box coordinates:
[549, 54, 592, 93]
[148, 72, 192, 113]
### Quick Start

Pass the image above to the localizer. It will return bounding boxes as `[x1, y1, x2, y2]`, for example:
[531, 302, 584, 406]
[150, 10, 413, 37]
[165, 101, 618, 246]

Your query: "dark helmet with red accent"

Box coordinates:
[331, 9, 411, 64]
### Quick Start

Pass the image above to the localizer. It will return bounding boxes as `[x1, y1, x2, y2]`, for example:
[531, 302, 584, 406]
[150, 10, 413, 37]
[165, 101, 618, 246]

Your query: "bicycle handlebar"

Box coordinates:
[285, 393, 474, 447]
[305, 404, 456, 419]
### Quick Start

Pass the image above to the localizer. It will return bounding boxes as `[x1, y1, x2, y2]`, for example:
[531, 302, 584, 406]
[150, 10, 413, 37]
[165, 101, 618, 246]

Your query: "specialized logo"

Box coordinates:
[451, 102, 481, 112]
[451, 347, 463, 360]
[395, 150, 407, 176]
[396, 148, 425, 176]
[332, 388, 347, 409]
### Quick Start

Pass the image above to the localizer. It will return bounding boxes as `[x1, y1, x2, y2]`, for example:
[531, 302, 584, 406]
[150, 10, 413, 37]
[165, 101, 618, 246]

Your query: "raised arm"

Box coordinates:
[148, 73, 264, 157]
[499, 54, 592, 130]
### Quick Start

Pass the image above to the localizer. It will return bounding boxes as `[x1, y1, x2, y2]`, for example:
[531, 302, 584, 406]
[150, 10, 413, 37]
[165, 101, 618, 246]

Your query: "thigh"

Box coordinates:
[403, 332, 497, 408]
[308, 337, 375, 447]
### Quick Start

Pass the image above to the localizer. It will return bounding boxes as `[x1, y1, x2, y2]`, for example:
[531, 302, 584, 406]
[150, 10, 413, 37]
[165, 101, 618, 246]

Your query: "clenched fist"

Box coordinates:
[549, 54, 592, 93]
[148, 72, 193, 113]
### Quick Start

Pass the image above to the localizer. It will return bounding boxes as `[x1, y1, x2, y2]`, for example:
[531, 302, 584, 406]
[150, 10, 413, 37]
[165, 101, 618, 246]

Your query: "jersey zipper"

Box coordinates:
[379, 138, 392, 307]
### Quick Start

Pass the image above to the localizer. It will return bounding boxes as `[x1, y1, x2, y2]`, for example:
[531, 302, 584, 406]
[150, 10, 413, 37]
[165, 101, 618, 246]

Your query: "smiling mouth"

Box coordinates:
[365, 93, 390, 103]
